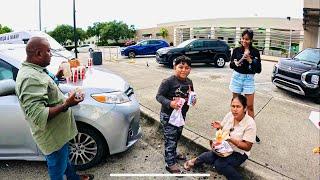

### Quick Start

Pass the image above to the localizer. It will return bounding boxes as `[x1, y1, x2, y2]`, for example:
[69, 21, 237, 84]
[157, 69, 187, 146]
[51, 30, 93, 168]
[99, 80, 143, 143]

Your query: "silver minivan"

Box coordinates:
[0, 43, 142, 170]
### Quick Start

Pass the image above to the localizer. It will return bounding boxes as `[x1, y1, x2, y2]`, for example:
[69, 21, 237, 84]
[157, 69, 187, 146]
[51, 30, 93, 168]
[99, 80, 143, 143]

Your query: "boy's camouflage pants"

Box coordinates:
[160, 112, 184, 166]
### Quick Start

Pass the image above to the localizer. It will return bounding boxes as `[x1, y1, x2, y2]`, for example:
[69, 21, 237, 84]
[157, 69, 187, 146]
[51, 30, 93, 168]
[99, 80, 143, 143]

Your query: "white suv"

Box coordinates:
[72, 44, 97, 53]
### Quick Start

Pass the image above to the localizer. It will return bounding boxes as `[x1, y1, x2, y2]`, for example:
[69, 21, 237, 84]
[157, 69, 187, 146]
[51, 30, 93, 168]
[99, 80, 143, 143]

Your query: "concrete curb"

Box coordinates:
[140, 105, 291, 180]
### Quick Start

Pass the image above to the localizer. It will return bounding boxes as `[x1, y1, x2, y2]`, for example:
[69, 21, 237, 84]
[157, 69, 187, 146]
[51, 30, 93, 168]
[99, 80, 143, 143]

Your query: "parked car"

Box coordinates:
[0, 44, 142, 170]
[72, 44, 97, 53]
[156, 39, 231, 68]
[121, 39, 169, 58]
[124, 40, 136, 47]
[272, 48, 320, 102]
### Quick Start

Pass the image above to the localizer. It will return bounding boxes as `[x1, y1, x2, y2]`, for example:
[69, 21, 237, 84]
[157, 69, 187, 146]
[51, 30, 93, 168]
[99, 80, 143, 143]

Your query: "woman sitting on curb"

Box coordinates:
[184, 95, 256, 180]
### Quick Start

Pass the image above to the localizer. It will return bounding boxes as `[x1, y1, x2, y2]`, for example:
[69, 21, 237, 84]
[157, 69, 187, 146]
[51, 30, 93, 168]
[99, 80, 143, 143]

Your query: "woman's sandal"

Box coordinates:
[80, 174, 94, 180]
[165, 165, 182, 174]
[183, 159, 194, 171]
[176, 153, 187, 160]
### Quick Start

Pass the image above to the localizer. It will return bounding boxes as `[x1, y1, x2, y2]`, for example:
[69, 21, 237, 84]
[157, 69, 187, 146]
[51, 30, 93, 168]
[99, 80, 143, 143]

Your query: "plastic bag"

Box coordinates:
[169, 98, 185, 127]
[213, 140, 233, 157]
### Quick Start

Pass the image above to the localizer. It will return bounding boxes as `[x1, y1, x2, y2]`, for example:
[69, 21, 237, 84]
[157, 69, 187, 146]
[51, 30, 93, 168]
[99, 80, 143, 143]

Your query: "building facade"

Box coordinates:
[136, 17, 305, 57]
[303, 0, 320, 48]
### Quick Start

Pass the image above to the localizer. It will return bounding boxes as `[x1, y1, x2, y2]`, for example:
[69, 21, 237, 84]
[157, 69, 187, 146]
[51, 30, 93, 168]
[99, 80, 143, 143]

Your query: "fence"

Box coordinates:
[97, 46, 121, 61]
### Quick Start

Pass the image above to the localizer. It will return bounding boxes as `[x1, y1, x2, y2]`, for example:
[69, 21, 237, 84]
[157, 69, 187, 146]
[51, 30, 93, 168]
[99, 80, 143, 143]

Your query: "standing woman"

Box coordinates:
[229, 29, 261, 142]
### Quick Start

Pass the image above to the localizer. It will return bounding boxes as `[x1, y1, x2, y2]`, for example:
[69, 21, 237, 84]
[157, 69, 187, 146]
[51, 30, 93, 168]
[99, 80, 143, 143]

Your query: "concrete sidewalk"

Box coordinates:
[261, 55, 281, 62]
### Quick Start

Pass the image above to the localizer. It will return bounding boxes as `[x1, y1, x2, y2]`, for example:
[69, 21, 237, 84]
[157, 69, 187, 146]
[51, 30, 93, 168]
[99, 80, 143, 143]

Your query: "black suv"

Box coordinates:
[156, 39, 231, 68]
[272, 48, 320, 101]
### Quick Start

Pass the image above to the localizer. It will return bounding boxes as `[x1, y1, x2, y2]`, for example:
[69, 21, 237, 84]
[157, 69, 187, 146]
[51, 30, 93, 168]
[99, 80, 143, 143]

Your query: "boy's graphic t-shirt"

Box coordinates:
[156, 75, 194, 118]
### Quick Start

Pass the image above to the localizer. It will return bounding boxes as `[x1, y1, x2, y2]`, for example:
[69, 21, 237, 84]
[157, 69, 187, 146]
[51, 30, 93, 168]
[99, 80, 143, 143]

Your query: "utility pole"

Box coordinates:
[39, 0, 42, 31]
[287, 16, 292, 58]
[73, 0, 78, 58]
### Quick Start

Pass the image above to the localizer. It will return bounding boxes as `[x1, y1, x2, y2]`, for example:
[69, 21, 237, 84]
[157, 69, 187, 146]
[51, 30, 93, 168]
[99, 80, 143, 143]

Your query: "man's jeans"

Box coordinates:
[195, 151, 248, 180]
[44, 143, 80, 180]
[160, 112, 184, 166]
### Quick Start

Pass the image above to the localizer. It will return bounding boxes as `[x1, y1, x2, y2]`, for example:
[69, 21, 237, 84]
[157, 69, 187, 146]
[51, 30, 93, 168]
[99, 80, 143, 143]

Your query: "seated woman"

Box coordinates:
[184, 94, 256, 180]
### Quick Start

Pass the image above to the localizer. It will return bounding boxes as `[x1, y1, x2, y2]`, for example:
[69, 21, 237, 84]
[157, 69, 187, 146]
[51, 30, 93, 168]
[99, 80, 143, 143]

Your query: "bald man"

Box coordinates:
[15, 37, 93, 180]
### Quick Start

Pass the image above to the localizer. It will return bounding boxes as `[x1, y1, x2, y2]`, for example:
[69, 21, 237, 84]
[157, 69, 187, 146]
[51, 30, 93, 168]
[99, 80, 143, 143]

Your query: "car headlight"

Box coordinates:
[311, 75, 319, 85]
[157, 49, 170, 55]
[273, 64, 279, 74]
[302, 72, 319, 88]
[91, 92, 130, 104]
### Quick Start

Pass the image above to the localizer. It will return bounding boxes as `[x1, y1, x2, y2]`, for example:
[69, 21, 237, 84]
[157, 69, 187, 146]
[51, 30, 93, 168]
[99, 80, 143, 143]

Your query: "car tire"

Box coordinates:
[313, 97, 320, 104]
[214, 55, 226, 68]
[88, 48, 93, 53]
[69, 124, 108, 170]
[128, 51, 136, 58]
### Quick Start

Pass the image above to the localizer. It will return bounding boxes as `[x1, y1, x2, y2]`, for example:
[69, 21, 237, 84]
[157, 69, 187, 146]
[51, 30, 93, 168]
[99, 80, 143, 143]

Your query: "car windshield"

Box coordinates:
[176, 39, 194, 48]
[294, 49, 320, 64]
[137, 41, 147, 46]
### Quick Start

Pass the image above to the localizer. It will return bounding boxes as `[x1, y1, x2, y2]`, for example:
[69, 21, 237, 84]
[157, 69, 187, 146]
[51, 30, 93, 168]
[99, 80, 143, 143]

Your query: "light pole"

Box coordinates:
[287, 16, 292, 58]
[73, 0, 78, 58]
[38, 0, 42, 31]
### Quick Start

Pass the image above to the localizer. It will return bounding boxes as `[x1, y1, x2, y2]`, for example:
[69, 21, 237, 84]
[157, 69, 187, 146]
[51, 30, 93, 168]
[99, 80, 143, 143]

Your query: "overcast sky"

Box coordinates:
[0, 0, 303, 31]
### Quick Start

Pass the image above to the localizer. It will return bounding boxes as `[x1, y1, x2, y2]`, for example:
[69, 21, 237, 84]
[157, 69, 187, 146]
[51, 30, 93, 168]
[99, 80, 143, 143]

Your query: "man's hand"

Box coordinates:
[64, 91, 84, 108]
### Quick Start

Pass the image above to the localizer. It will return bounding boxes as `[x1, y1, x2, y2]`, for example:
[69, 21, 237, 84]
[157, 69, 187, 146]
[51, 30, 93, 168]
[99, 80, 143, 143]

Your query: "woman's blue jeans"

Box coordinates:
[44, 143, 80, 180]
[195, 151, 248, 180]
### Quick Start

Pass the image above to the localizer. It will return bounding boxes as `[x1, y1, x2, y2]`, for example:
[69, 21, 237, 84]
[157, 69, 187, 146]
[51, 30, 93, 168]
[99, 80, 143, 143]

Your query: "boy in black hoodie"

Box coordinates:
[156, 55, 195, 173]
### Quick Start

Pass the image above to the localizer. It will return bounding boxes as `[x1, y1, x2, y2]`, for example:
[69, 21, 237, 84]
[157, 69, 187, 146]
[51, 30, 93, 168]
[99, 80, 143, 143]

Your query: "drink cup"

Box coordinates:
[88, 58, 93, 67]
[74, 87, 83, 100]
[61, 62, 71, 79]
[71, 68, 78, 83]
[80, 65, 86, 79]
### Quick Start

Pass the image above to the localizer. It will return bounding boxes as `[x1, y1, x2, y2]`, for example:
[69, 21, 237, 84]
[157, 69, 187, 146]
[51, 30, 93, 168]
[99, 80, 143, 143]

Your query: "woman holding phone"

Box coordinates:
[229, 29, 261, 142]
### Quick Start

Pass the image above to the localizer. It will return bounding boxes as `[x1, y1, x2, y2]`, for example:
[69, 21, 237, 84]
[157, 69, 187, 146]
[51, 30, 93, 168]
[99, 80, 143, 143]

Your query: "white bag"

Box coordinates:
[169, 98, 185, 127]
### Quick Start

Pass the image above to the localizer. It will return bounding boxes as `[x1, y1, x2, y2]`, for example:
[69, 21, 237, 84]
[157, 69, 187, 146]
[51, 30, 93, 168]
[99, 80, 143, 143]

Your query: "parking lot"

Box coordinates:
[90, 54, 319, 179]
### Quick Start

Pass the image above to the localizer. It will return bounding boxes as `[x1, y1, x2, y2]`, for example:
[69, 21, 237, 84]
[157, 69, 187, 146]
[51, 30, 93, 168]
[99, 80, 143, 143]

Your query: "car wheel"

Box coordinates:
[69, 124, 107, 170]
[313, 97, 320, 104]
[128, 51, 136, 58]
[88, 48, 93, 53]
[214, 55, 226, 68]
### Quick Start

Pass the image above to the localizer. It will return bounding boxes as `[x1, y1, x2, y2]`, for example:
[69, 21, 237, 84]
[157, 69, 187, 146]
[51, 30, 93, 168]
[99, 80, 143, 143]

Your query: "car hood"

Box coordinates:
[279, 58, 319, 71]
[157, 47, 184, 53]
[59, 68, 128, 93]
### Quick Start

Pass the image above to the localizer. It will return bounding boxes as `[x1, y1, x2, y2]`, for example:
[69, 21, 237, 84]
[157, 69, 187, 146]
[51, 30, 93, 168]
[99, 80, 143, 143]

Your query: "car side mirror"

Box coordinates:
[0, 79, 16, 96]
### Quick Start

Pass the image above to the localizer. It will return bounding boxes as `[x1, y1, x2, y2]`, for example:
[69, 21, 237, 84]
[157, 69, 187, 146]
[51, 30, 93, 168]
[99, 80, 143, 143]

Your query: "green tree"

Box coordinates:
[159, 27, 169, 39]
[0, 24, 13, 34]
[48, 24, 87, 45]
[87, 22, 104, 43]
[100, 21, 135, 44]
[76, 28, 87, 41]
[48, 24, 73, 45]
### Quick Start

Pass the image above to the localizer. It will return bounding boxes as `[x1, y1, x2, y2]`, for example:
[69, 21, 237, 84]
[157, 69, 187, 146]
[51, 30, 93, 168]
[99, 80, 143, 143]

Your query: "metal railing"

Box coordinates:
[97, 46, 121, 61]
